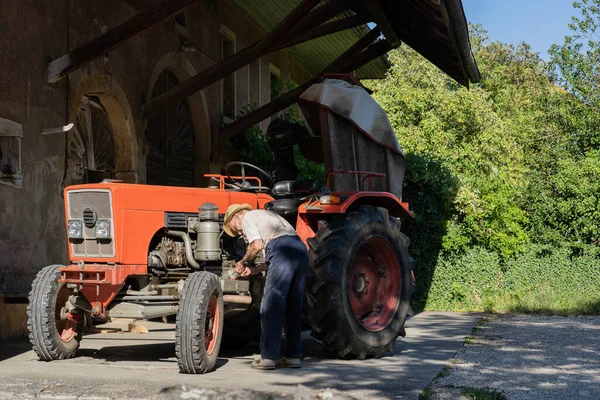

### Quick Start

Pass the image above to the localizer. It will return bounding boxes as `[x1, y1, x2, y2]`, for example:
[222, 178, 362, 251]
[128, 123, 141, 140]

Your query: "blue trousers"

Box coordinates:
[260, 235, 309, 360]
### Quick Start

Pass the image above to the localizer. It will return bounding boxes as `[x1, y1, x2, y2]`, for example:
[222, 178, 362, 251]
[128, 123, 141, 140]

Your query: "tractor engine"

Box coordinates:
[147, 202, 227, 276]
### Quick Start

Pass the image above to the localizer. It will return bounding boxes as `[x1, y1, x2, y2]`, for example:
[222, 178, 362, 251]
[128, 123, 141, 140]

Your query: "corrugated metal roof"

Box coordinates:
[233, 0, 389, 79]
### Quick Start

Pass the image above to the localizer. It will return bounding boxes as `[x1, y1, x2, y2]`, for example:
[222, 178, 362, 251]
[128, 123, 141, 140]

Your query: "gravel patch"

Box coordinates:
[427, 314, 600, 400]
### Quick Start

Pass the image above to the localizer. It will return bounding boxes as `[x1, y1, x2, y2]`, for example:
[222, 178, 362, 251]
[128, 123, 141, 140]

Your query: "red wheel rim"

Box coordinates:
[55, 287, 80, 343]
[204, 295, 220, 354]
[348, 237, 400, 332]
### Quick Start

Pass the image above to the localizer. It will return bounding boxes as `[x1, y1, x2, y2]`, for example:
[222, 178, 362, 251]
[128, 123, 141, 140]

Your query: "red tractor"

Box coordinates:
[27, 75, 415, 373]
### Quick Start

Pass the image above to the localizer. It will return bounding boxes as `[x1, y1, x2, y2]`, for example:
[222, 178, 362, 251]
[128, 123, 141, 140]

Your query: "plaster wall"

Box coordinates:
[0, 0, 313, 338]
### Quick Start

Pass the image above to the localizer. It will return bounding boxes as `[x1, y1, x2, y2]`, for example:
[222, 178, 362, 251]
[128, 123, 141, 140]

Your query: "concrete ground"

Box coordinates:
[0, 312, 480, 400]
[427, 314, 600, 400]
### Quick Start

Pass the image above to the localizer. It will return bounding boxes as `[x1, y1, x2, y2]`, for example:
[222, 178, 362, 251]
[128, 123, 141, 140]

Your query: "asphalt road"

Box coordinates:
[0, 312, 480, 399]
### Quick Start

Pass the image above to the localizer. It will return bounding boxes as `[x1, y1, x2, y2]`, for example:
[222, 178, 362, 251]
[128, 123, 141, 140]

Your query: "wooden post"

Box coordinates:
[219, 38, 394, 141]
[46, 0, 202, 83]
[142, 0, 322, 119]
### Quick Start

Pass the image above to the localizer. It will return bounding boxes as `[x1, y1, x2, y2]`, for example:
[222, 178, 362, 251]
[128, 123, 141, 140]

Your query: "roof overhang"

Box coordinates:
[233, 0, 390, 79]
[377, 0, 481, 86]
[235, 0, 480, 86]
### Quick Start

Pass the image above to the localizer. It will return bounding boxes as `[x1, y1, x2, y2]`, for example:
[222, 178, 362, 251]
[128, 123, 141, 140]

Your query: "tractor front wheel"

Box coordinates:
[176, 271, 224, 374]
[27, 265, 83, 361]
[305, 205, 412, 359]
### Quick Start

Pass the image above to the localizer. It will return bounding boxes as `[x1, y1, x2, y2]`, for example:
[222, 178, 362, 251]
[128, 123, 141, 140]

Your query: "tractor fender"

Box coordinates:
[296, 192, 414, 243]
[340, 192, 413, 221]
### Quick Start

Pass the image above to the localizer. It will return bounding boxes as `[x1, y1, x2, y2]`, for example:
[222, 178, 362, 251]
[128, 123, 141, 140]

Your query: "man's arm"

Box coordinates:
[234, 239, 264, 274]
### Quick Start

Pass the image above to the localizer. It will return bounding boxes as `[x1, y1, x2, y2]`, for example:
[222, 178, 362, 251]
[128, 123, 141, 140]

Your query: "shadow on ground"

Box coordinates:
[0, 337, 32, 362]
[431, 314, 600, 400]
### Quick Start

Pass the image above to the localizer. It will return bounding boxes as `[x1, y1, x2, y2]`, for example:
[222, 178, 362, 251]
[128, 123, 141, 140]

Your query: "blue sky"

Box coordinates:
[461, 0, 579, 60]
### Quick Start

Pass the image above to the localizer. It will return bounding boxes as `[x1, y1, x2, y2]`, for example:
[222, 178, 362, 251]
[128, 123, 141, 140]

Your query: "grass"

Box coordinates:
[420, 386, 507, 400]
[462, 387, 506, 400]
[418, 387, 434, 400]
[487, 289, 600, 316]
[424, 286, 600, 316]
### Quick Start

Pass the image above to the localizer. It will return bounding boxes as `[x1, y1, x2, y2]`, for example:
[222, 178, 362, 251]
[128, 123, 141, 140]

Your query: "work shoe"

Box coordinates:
[277, 357, 301, 368]
[251, 358, 276, 370]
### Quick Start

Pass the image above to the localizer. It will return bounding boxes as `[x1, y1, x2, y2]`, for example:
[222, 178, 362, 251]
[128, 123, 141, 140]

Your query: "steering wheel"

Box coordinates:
[224, 161, 275, 193]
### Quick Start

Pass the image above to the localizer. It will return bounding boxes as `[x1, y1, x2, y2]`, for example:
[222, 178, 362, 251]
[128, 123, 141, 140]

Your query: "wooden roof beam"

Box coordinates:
[325, 26, 382, 72]
[274, 0, 361, 48]
[362, 0, 400, 47]
[219, 35, 392, 141]
[142, 0, 322, 119]
[46, 0, 202, 84]
[273, 13, 372, 52]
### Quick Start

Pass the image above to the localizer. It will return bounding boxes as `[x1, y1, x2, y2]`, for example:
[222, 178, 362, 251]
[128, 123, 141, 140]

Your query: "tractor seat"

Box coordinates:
[265, 198, 303, 226]
[271, 179, 317, 199]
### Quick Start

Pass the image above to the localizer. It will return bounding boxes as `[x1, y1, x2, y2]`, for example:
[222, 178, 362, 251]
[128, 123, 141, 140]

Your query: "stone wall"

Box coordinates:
[0, 0, 312, 338]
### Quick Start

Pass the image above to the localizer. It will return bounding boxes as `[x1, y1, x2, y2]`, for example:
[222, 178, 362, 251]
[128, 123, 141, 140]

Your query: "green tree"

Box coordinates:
[368, 22, 600, 312]
[549, 0, 600, 107]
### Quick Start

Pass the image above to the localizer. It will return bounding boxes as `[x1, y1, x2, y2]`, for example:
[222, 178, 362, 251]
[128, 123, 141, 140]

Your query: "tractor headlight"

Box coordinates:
[95, 219, 111, 239]
[68, 219, 83, 239]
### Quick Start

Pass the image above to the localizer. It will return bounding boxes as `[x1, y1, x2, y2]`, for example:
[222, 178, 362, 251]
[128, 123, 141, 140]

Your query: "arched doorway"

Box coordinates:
[146, 70, 195, 186]
[67, 96, 116, 184]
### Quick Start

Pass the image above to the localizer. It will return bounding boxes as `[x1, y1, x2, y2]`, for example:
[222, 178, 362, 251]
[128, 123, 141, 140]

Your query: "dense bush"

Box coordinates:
[367, 15, 600, 314]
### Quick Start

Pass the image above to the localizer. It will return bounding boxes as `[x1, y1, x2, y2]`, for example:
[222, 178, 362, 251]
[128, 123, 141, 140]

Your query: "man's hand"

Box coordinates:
[241, 263, 268, 277]
[234, 261, 246, 274]
[240, 266, 255, 277]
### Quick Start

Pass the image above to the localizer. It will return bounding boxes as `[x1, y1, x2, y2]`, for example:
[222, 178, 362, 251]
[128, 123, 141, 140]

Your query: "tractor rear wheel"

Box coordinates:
[305, 205, 412, 359]
[27, 265, 83, 361]
[176, 271, 224, 374]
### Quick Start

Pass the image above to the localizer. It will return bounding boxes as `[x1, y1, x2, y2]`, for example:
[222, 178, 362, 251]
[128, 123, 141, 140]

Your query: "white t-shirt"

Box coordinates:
[242, 210, 297, 250]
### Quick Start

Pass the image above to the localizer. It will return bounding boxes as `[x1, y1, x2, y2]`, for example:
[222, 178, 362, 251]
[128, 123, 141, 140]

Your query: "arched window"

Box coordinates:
[146, 70, 195, 186]
[67, 96, 116, 184]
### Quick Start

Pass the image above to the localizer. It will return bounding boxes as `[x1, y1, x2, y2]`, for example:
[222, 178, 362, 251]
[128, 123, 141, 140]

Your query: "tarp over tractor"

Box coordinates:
[299, 77, 406, 201]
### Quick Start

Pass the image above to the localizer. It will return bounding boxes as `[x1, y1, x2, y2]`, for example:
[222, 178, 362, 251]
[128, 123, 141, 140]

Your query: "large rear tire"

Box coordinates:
[305, 205, 412, 359]
[176, 271, 224, 374]
[27, 265, 83, 361]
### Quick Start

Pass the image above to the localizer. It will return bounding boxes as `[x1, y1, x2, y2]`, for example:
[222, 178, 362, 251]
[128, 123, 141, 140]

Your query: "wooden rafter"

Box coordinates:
[336, 39, 393, 74]
[362, 0, 400, 47]
[273, 14, 372, 52]
[142, 0, 323, 119]
[273, 0, 361, 48]
[325, 26, 381, 73]
[46, 0, 202, 84]
[219, 36, 394, 141]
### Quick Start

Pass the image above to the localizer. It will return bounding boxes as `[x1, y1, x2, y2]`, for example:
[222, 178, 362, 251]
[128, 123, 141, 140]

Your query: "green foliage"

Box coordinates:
[228, 104, 272, 172]
[228, 91, 325, 184]
[462, 387, 507, 400]
[367, 16, 600, 313]
[549, 0, 600, 107]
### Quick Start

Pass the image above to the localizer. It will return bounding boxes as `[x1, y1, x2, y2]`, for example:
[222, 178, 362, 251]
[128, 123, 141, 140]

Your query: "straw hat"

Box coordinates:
[223, 203, 253, 236]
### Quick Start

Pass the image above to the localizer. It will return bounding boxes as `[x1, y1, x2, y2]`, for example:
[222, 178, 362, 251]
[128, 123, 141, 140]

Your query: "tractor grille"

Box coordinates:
[67, 190, 114, 258]
[83, 207, 97, 228]
[165, 212, 195, 229]
[164, 212, 225, 229]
